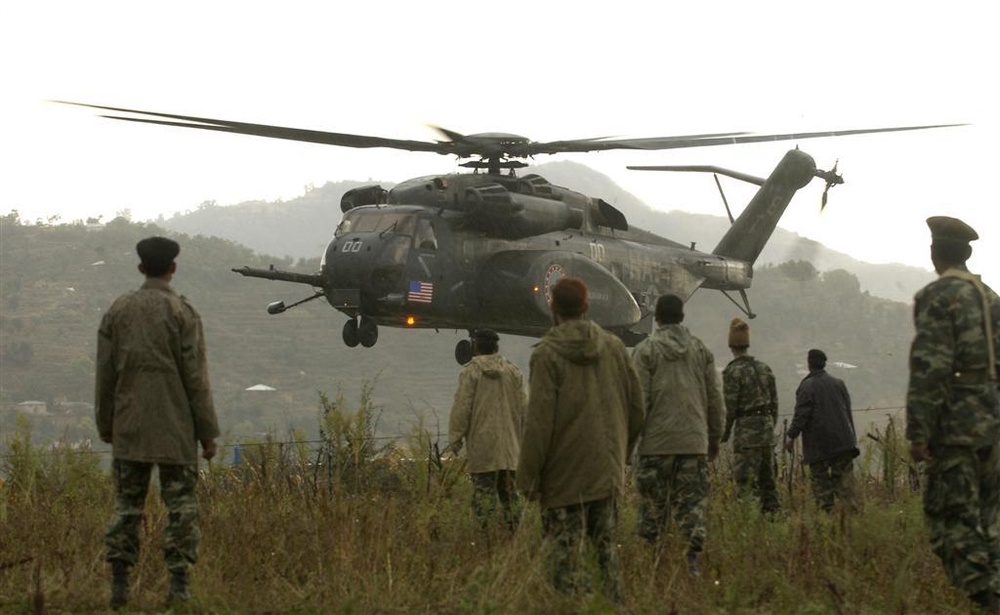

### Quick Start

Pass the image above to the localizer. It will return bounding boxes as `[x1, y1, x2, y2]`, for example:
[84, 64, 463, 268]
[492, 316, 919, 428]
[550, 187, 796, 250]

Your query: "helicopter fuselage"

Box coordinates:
[235, 148, 818, 361]
[319, 172, 751, 339]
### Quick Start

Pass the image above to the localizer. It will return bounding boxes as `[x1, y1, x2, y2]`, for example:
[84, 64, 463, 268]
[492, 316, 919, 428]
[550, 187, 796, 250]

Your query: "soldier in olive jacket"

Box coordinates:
[95, 236, 219, 609]
[517, 277, 644, 603]
[631, 294, 724, 577]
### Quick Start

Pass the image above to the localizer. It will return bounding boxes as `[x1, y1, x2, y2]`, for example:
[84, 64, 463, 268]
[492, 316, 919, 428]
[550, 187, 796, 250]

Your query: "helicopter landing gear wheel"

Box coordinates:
[455, 339, 473, 365]
[343, 318, 360, 347]
[359, 317, 379, 348]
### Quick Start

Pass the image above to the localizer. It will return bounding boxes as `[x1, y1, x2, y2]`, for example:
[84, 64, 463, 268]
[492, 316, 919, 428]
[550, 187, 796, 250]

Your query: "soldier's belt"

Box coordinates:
[951, 369, 994, 386]
[736, 407, 770, 418]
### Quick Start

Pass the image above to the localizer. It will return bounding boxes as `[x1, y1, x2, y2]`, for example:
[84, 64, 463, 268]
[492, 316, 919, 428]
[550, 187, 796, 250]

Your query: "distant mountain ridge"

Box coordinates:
[159, 161, 933, 303]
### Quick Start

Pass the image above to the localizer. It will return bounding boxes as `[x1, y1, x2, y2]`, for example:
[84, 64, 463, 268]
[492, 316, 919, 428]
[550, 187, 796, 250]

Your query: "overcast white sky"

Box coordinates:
[2, 1, 997, 288]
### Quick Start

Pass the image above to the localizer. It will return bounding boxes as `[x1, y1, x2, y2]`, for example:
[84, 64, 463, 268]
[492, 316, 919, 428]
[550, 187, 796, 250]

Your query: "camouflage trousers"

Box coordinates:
[540, 497, 622, 604]
[636, 455, 709, 553]
[808, 450, 857, 513]
[470, 470, 519, 531]
[733, 446, 781, 514]
[923, 445, 1000, 597]
[105, 459, 201, 573]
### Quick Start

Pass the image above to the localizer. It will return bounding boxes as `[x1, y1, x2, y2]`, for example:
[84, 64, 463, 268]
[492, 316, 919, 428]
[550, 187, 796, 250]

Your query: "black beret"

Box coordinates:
[136, 236, 180, 263]
[927, 216, 978, 243]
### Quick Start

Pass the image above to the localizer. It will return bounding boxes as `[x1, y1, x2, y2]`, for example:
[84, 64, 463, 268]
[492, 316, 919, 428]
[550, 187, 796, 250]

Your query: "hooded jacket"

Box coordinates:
[448, 353, 526, 473]
[632, 323, 724, 456]
[517, 319, 644, 510]
[95, 278, 219, 465]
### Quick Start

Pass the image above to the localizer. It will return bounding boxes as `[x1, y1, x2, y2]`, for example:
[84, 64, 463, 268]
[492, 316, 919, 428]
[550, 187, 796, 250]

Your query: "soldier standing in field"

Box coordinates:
[95, 236, 220, 609]
[517, 277, 644, 604]
[906, 216, 1000, 612]
[721, 318, 781, 516]
[447, 328, 527, 531]
[631, 294, 725, 577]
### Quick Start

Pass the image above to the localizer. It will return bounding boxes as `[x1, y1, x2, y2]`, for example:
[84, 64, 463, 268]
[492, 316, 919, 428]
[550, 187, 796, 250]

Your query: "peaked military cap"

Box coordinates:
[926, 216, 979, 243]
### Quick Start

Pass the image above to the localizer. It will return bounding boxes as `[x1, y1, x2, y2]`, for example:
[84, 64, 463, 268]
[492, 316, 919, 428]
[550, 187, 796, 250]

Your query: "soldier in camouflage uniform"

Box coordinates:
[906, 216, 1000, 612]
[518, 278, 644, 604]
[632, 294, 725, 577]
[95, 237, 220, 609]
[721, 318, 781, 515]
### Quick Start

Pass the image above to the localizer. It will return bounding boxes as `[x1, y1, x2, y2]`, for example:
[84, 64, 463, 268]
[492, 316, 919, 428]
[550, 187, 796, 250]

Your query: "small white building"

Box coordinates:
[245, 384, 277, 392]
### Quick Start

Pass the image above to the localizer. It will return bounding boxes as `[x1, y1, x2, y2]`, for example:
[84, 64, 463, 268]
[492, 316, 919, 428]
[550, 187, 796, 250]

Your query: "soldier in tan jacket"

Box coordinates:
[447, 328, 527, 530]
[631, 294, 724, 577]
[95, 236, 219, 609]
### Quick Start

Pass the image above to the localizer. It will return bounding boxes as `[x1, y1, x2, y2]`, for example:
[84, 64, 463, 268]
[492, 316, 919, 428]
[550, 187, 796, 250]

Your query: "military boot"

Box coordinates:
[109, 561, 130, 610]
[969, 589, 999, 614]
[685, 550, 701, 578]
[167, 569, 191, 604]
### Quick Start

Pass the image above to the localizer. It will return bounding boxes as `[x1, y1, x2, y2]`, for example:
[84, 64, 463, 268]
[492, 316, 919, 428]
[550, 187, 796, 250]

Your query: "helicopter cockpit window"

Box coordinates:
[335, 211, 417, 237]
[414, 219, 437, 251]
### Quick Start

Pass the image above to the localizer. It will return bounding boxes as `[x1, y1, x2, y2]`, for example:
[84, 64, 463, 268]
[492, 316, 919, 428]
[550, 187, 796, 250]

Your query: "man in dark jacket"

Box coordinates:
[95, 236, 220, 609]
[517, 277, 644, 603]
[785, 349, 859, 512]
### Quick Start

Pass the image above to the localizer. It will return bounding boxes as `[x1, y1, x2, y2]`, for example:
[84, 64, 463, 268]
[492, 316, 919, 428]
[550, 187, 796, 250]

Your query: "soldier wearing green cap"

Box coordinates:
[906, 216, 1000, 611]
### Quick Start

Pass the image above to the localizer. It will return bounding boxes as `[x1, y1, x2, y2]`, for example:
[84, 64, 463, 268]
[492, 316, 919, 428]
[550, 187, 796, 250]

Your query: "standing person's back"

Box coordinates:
[906, 216, 1000, 612]
[631, 294, 724, 576]
[517, 277, 644, 604]
[448, 328, 526, 530]
[721, 318, 781, 515]
[785, 349, 859, 512]
[95, 236, 219, 609]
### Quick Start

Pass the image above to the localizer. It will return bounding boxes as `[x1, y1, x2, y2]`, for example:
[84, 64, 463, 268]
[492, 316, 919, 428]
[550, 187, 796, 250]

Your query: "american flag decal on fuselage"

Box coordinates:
[408, 280, 433, 304]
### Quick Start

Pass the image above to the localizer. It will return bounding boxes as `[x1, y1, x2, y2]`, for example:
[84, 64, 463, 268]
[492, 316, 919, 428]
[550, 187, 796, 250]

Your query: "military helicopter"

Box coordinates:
[62, 102, 957, 363]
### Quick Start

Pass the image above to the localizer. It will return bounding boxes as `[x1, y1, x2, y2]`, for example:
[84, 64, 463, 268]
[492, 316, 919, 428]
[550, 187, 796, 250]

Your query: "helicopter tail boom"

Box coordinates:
[710, 149, 816, 264]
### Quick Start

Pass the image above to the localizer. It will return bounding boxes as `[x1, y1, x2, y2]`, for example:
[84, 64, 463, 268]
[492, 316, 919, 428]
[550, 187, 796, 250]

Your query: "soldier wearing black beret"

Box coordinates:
[96, 236, 219, 608]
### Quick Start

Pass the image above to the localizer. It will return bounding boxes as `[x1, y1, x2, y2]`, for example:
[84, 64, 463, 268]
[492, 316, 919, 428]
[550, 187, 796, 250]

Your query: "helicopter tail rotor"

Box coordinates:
[814, 160, 842, 211]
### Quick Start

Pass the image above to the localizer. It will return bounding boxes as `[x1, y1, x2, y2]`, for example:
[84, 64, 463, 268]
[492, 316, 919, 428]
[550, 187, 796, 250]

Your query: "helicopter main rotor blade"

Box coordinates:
[614, 124, 967, 152]
[54, 101, 449, 154]
[56, 101, 965, 160]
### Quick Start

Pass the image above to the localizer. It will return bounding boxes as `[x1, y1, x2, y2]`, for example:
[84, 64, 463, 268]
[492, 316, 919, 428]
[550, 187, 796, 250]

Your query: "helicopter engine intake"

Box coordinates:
[464, 185, 584, 240]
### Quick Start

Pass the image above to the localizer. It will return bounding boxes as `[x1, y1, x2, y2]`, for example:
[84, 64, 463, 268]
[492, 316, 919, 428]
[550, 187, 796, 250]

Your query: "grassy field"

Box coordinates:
[0, 400, 975, 614]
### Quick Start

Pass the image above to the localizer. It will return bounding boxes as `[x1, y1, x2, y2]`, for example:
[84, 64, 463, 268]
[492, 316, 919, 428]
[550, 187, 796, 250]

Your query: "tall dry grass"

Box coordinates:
[1, 402, 974, 613]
